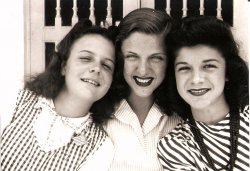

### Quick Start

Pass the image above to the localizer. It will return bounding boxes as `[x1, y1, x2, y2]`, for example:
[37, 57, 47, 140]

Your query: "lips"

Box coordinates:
[81, 78, 100, 87]
[133, 76, 153, 87]
[188, 88, 210, 96]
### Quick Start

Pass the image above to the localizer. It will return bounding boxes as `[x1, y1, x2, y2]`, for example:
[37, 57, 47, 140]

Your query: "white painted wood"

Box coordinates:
[72, 0, 78, 25]
[24, 0, 249, 77]
[141, 0, 154, 8]
[55, 0, 62, 26]
[106, 0, 113, 26]
[216, 0, 223, 20]
[123, 0, 138, 17]
[89, 0, 96, 25]
[166, 0, 171, 15]
[200, 0, 204, 15]
[182, 0, 188, 17]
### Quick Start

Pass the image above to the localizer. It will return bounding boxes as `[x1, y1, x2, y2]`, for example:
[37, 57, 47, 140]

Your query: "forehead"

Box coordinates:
[121, 32, 165, 53]
[72, 34, 112, 47]
[69, 34, 115, 60]
[176, 45, 224, 63]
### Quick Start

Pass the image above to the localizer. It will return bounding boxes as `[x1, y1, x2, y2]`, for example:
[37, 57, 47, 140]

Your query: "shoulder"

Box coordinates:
[160, 114, 184, 137]
[159, 120, 191, 142]
[239, 105, 249, 129]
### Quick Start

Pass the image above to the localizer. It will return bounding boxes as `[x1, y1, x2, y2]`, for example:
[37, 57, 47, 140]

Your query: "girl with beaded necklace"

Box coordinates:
[157, 16, 249, 171]
[1, 19, 118, 171]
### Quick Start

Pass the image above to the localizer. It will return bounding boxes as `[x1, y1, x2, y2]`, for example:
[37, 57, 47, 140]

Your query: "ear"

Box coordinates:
[61, 61, 66, 76]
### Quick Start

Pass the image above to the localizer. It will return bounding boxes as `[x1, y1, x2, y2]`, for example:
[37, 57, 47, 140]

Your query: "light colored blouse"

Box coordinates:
[157, 106, 250, 171]
[104, 99, 181, 171]
[1, 89, 114, 171]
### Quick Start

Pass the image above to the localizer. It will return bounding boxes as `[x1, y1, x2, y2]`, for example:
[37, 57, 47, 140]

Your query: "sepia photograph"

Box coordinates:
[1, 0, 250, 170]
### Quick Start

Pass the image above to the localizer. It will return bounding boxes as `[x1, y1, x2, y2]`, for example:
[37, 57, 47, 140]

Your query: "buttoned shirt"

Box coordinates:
[104, 99, 181, 171]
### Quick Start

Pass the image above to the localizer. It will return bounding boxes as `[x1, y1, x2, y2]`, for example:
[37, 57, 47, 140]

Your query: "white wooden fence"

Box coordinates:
[25, 0, 249, 77]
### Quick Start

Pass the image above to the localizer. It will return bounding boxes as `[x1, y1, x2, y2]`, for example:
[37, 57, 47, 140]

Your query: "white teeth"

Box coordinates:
[81, 79, 99, 86]
[136, 78, 151, 83]
[190, 89, 206, 93]
[188, 88, 210, 96]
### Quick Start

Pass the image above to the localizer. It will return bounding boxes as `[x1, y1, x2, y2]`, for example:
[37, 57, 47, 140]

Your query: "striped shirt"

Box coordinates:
[157, 106, 250, 171]
[104, 99, 181, 171]
[1, 89, 114, 171]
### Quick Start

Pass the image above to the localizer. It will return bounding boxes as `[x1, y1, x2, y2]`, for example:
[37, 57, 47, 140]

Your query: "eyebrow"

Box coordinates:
[79, 50, 114, 64]
[175, 59, 220, 66]
[79, 50, 93, 54]
[203, 59, 220, 63]
[175, 62, 187, 66]
[124, 51, 166, 56]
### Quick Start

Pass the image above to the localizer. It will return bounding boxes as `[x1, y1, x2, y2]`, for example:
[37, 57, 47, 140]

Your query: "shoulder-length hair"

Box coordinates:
[113, 8, 175, 115]
[165, 16, 249, 119]
[25, 19, 119, 124]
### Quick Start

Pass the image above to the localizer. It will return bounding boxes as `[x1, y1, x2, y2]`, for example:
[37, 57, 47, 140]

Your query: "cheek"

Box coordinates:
[123, 62, 133, 76]
[155, 64, 166, 80]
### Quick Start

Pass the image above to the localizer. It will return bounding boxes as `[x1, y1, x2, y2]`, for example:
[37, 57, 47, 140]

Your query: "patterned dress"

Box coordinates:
[1, 89, 113, 171]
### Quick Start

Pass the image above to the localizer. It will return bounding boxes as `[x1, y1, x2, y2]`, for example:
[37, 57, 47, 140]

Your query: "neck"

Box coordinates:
[127, 93, 154, 125]
[54, 89, 93, 118]
[192, 97, 229, 124]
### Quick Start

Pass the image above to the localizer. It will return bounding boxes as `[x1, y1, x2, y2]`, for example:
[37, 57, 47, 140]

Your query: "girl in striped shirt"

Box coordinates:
[1, 19, 118, 171]
[157, 16, 249, 171]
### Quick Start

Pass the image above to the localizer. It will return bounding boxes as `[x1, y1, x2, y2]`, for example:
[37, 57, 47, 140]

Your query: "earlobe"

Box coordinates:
[61, 62, 66, 76]
[61, 67, 66, 76]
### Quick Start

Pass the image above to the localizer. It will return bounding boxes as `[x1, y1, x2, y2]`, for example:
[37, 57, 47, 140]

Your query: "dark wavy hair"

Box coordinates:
[165, 16, 249, 119]
[25, 19, 119, 124]
[113, 8, 174, 115]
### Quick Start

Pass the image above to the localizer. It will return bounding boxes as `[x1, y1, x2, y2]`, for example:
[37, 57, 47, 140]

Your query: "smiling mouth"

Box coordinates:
[133, 76, 153, 87]
[188, 88, 210, 96]
[81, 78, 100, 87]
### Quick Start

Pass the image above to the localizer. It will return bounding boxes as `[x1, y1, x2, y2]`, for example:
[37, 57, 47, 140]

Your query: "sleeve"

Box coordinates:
[157, 134, 199, 171]
[78, 137, 114, 171]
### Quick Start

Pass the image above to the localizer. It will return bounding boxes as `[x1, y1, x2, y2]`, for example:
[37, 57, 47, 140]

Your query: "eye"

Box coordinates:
[150, 56, 165, 63]
[79, 56, 92, 62]
[102, 62, 114, 72]
[176, 66, 190, 72]
[125, 55, 138, 61]
[203, 64, 217, 70]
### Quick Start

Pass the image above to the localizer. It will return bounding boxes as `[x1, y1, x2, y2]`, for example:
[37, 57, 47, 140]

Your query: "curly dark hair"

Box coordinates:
[165, 16, 249, 119]
[112, 8, 174, 115]
[25, 19, 119, 124]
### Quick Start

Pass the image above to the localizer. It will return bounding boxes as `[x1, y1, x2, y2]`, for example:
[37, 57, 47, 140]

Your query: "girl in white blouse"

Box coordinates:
[1, 19, 118, 171]
[104, 8, 180, 171]
[157, 16, 249, 171]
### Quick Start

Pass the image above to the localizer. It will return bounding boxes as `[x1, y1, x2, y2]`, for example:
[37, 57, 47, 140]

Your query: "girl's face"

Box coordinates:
[175, 45, 227, 111]
[121, 32, 167, 98]
[61, 34, 115, 102]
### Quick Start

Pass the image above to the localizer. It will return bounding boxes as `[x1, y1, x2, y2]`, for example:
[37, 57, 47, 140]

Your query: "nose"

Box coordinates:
[89, 64, 101, 74]
[138, 60, 149, 76]
[191, 69, 204, 84]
